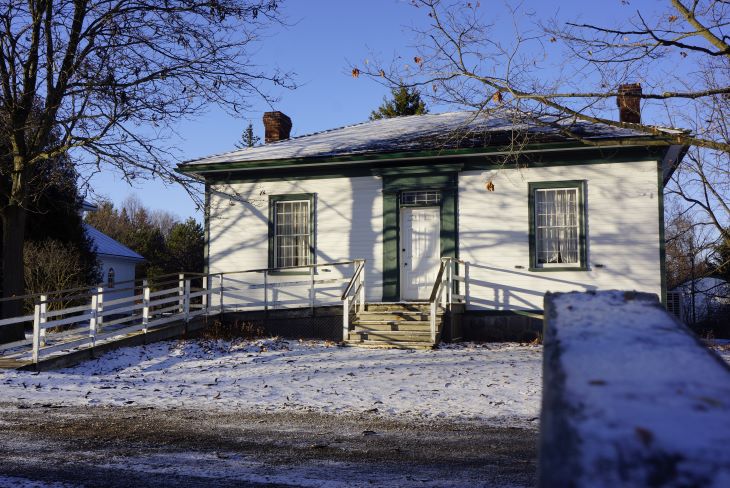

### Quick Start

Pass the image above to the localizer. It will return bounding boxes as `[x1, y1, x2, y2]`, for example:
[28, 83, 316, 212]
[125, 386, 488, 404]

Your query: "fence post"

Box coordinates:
[96, 286, 104, 330]
[464, 262, 470, 307]
[142, 279, 150, 333]
[89, 292, 98, 347]
[178, 273, 185, 313]
[184, 279, 191, 322]
[263, 270, 268, 312]
[202, 275, 208, 313]
[32, 303, 41, 364]
[218, 274, 224, 314]
[343, 296, 350, 342]
[39, 294, 47, 347]
[430, 300, 437, 343]
[358, 260, 366, 314]
[309, 266, 315, 314]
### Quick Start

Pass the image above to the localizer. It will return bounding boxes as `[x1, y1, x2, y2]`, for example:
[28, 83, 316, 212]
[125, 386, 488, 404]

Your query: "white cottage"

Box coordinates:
[82, 201, 145, 304]
[178, 93, 686, 345]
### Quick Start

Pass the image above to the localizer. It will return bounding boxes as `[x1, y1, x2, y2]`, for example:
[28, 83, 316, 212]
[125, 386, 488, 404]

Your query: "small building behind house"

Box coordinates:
[82, 201, 145, 305]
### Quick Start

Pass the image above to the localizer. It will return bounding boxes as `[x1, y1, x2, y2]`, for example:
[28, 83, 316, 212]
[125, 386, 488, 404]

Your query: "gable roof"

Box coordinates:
[84, 224, 145, 262]
[179, 110, 682, 171]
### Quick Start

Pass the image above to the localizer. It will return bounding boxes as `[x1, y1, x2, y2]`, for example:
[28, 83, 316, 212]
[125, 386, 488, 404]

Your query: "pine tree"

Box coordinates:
[370, 86, 428, 120]
[236, 122, 260, 149]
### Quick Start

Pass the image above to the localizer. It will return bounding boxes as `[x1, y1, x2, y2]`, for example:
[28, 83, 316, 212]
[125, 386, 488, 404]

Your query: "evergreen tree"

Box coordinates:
[166, 218, 205, 273]
[236, 122, 260, 149]
[370, 86, 428, 120]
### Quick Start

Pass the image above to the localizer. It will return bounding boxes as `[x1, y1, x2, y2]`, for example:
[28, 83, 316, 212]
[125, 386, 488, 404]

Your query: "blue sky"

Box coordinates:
[84, 0, 666, 220]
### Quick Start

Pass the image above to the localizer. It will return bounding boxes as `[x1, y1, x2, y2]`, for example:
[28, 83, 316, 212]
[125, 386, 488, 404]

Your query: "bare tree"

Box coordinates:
[355, 0, 729, 271]
[0, 0, 294, 319]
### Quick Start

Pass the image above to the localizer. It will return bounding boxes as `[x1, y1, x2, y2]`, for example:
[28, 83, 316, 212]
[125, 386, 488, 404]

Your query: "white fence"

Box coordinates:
[0, 261, 362, 364]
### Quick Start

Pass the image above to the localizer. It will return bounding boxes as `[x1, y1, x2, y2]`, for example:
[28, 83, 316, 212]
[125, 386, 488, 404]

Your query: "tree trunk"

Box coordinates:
[0, 204, 27, 343]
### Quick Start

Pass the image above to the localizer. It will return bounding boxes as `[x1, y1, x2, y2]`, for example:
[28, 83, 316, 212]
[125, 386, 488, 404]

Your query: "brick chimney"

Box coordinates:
[616, 83, 642, 124]
[263, 111, 292, 143]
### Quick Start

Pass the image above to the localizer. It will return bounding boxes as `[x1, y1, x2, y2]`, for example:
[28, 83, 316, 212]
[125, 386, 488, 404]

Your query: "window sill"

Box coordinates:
[529, 266, 589, 272]
[267, 269, 314, 276]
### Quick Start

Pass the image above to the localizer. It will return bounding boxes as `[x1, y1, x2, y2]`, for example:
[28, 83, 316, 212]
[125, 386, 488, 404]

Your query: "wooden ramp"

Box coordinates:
[0, 315, 209, 371]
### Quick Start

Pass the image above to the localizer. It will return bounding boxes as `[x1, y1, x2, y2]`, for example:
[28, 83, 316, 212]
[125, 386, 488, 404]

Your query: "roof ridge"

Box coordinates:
[181, 111, 476, 164]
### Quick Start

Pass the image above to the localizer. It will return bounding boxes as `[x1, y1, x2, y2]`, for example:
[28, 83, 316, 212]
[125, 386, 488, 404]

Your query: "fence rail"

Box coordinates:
[1, 261, 362, 364]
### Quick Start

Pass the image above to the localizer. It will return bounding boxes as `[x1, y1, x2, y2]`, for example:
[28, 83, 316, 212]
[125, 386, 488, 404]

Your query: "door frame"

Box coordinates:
[380, 169, 459, 302]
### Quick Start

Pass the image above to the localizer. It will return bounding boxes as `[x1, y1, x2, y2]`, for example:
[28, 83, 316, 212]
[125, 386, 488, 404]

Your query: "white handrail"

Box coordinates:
[341, 259, 366, 341]
[427, 257, 469, 343]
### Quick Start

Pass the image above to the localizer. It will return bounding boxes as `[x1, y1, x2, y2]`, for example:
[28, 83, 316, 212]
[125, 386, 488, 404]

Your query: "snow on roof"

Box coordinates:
[81, 200, 98, 212]
[84, 224, 144, 261]
[181, 110, 679, 168]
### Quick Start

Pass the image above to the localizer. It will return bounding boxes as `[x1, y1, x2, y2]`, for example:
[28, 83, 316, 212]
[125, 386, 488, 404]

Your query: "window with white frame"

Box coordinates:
[530, 182, 586, 269]
[400, 190, 441, 206]
[272, 198, 312, 268]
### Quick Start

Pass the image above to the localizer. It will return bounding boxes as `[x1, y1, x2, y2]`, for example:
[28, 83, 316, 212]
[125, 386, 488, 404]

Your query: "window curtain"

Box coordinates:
[536, 189, 578, 264]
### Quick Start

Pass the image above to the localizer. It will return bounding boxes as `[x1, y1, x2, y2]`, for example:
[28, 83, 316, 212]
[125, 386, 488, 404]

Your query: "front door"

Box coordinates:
[400, 207, 441, 301]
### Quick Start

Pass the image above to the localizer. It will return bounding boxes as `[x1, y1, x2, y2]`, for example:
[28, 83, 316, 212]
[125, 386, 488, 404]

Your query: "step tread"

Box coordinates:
[344, 340, 436, 349]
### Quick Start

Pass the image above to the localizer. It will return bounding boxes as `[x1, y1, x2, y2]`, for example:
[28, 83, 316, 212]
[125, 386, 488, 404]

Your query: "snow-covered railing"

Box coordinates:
[540, 290, 730, 487]
[428, 257, 469, 342]
[341, 259, 366, 341]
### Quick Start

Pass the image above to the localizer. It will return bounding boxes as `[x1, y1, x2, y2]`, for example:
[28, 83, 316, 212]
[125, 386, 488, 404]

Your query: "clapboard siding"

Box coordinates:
[209, 176, 383, 307]
[458, 160, 661, 311]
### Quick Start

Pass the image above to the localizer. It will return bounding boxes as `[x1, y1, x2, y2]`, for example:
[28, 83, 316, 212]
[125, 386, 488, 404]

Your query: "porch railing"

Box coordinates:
[340, 259, 366, 341]
[428, 257, 469, 342]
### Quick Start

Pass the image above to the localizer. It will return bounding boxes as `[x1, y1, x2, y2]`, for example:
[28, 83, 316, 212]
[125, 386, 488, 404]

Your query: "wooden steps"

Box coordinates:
[345, 302, 443, 349]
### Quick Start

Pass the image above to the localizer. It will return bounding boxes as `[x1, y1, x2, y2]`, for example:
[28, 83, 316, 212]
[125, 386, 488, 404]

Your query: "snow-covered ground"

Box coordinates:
[0, 339, 544, 426]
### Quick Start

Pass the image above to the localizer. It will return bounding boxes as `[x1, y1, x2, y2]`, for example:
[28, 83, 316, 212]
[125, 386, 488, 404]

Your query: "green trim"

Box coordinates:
[528, 180, 588, 271]
[178, 140, 671, 175]
[373, 163, 463, 176]
[658, 160, 667, 305]
[268, 193, 316, 273]
[381, 173, 458, 301]
[199, 146, 667, 185]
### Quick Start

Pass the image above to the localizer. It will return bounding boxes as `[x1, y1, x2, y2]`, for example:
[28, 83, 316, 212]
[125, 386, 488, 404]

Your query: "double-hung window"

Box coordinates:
[269, 194, 314, 269]
[529, 181, 587, 270]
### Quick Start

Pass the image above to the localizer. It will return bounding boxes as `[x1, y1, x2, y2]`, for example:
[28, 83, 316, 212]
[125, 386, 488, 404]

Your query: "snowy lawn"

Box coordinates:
[0, 339, 543, 426]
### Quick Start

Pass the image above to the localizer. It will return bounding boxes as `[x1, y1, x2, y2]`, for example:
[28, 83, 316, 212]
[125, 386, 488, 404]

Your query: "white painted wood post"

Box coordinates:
[39, 294, 47, 347]
[218, 274, 224, 313]
[184, 279, 191, 322]
[263, 271, 268, 312]
[309, 266, 315, 313]
[178, 273, 185, 313]
[142, 279, 150, 333]
[89, 292, 99, 347]
[442, 263, 449, 309]
[202, 275, 208, 313]
[96, 286, 104, 330]
[32, 303, 41, 364]
[464, 262, 470, 307]
[429, 300, 437, 343]
[358, 261, 366, 314]
[343, 296, 350, 342]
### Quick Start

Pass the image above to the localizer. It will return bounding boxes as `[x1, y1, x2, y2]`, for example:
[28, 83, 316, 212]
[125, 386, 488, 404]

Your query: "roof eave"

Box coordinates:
[178, 137, 674, 176]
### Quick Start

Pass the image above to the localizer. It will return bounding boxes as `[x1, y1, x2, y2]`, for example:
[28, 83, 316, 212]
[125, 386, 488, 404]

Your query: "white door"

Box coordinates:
[400, 207, 441, 301]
